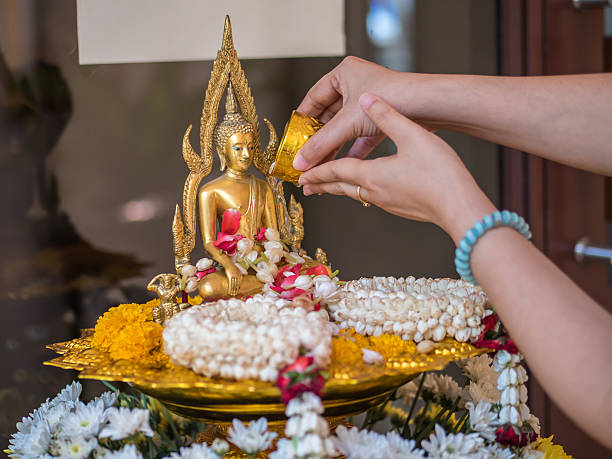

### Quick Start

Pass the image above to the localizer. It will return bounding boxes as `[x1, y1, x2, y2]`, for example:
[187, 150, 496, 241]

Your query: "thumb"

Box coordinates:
[359, 93, 419, 145]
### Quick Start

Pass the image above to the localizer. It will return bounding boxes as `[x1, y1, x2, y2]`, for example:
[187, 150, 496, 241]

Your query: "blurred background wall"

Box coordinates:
[0, 0, 498, 446]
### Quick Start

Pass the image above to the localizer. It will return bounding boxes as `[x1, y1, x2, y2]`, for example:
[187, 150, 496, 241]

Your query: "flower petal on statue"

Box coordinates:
[280, 287, 306, 300]
[256, 227, 267, 242]
[221, 209, 242, 235]
[275, 264, 302, 287]
[307, 265, 329, 277]
[214, 233, 244, 255]
[195, 267, 216, 279]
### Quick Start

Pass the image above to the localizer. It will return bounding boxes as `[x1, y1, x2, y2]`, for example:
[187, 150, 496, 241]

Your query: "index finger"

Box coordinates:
[298, 157, 366, 186]
[297, 71, 342, 118]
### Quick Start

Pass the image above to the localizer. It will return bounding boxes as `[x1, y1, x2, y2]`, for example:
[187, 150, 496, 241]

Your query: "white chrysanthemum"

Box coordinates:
[432, 375, 462, 404]
[333, 426, 423, 459]
[466, 401, 497, 441]
[421, 424, 484, 458]
[211, 438, 230, 456]
[99, 407, 154, 440]
[463, 380, 501, 405]
[527, 414, 541, 435]
[44, 402, 72, 434]
[8, 412, 52, 459]
[228, 418, 278, 454]
[58, 399, 106, 439]
[520, 447, 545, 459]
[54, 436, 98, 459]
[483, 444, 517, 459]
[50, 381, 82, 407]
[96, 391, 118, 409]
[398, 374, 436, 403]
[101, 444, 144, 458]
[384, 431, 424, 458]
[458, 355, 494, 382]
[163, 443, 218, 459]
[270, 438, 297, 459]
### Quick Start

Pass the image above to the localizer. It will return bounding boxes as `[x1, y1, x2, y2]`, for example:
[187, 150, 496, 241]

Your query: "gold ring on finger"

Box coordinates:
[356, 185, 371, 207]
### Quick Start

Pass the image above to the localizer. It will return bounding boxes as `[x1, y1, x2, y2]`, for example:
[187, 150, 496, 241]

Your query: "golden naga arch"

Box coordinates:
[172, 16, 301, 272]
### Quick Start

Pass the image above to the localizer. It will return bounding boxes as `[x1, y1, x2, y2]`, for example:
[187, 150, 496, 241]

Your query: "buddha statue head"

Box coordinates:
[214, 82, 256, 173]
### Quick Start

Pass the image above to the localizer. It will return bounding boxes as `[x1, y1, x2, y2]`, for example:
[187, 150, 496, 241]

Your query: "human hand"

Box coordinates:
[225, 263, 243, 296]
[299, 94, 496, 242]
[293, 57, 407, 171]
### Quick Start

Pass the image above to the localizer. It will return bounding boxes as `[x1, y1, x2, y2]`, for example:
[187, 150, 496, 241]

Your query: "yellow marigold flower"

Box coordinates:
[534, 436, 573, 459]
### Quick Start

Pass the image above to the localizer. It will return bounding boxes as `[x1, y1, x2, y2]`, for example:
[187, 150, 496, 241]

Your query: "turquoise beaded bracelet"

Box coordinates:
[454, 210, 531, 285]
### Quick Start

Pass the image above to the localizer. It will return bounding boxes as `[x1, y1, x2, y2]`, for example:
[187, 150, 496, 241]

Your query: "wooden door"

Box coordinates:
[500, 1, 611, 456]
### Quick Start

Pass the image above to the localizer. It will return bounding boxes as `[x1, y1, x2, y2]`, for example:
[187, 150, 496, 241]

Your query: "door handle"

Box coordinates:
[572, 0, 612, 10]
[574, 237, 612, 263]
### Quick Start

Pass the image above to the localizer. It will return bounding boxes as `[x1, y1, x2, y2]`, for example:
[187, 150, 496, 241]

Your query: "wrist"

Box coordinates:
[437, 186, 497, 246]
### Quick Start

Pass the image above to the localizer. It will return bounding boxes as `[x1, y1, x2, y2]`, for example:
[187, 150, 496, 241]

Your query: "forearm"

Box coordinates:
[401, 73, 612, 175]
[443, 201, 612, 448]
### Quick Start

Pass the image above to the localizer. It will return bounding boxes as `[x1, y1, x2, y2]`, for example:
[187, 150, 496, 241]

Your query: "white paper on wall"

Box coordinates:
[76, 0, 345, 64]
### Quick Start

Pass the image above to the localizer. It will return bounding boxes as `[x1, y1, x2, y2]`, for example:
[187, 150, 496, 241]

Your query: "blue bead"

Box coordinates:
[455, 259, 470, 269]
[466, 229, 478, 244]
[455, 248, 469, 261]
[459, 239, 472, 253]
[492, 211, 502, 224]
[482, 214, 494, 229]
[474, 221, 485, 236]
[501, 210, 511, 224]
[510, 212, 519, 226]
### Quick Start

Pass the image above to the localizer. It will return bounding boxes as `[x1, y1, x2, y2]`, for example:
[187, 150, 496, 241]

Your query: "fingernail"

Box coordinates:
[303, 186, 312, 196]
[359, 93, 377, 111]
[298, 175, 309, 185]
[293, 154, 308, 171]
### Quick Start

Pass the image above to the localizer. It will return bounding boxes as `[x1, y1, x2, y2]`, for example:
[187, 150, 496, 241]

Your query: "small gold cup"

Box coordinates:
[270, 110, 324, 184]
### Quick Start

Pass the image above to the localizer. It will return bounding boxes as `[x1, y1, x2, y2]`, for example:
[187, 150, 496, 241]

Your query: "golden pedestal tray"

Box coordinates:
[45, 329, 485, 423]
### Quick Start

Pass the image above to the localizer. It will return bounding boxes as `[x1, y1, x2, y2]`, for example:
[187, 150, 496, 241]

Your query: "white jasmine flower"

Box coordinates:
[362, 348, 384, 364]
[185, 278, 199, 293]
[256, 270, 275, 284]
[333, 426, 423, 459]
[265, 247, 285, 264]
[527, 414, 541, 435]
[99, 407, 154, 440]
[181, 264, 196, 278]
[497, 368, 518, 390]
[265, 228, 281, 241]
[101, 444, 144, 458]
[293, 274, 314, 291]
[492, 350, 513, 372]
[196, 257, 214, 271]
[54, 436, 98, 459]
[313, 276, 338, 300]
[466, 401, 497, 441]
[520, 448, 545, 459]
[211, 438, 230, 456]
[286, 392, 324, 417]
[163, 443, 218, 459]
[296, 433, 325, 457]
[287, 251, 306, 264]
[245, 250, 259, 263]
[228, 417, 277, 454]
[499, 405, 520, 425]
[58, 399, 106, 439]
[500, 387, 520, 406]
[421, 424, 484, 458]
[236, 238, 254, 256]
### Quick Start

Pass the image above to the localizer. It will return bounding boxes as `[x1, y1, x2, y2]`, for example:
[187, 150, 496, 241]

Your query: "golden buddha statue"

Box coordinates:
[168, 16, 308, 301]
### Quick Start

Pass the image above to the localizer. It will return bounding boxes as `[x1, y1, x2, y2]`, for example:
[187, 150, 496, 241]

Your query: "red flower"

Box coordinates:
[495, 425, 537, 447]
[256, 227, 267, 241]
[482, 313, 499, 334]
[306, 265, 329, 277]
[195, 267, 216, 279]
[276, 355, 325, 404]
[280, 288, 306, 300]
[213, 209, 244, 255]
[275, 263, 302, 287]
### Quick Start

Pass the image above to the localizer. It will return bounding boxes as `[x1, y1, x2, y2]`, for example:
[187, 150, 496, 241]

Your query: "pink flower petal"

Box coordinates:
[256, 227, 267, 241]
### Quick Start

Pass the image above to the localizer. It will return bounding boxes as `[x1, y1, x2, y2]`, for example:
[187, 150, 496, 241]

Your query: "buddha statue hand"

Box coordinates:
[225, 261, 243, 296]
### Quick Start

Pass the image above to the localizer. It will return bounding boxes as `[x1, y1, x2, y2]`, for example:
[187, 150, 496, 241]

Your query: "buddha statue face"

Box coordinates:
[224, 131, 255, 173]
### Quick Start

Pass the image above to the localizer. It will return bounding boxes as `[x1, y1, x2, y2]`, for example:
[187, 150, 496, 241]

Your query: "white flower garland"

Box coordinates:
[162, 295, 334, 382]
[328, 277, 489, 343]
